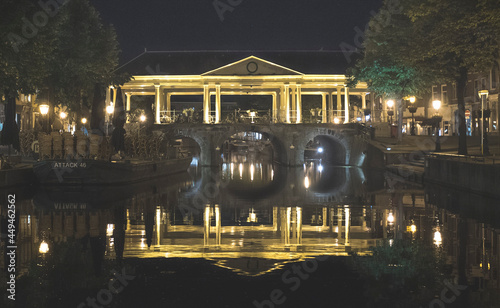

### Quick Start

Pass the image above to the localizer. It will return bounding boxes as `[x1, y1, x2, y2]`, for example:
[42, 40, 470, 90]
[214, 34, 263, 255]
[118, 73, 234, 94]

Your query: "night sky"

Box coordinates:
[89, 0, 383, 63]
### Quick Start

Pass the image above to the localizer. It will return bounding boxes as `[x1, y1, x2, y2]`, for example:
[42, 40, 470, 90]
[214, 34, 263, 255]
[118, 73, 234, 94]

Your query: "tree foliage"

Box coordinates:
[0, 0, 129, 111]
[351, 0, 500, 154]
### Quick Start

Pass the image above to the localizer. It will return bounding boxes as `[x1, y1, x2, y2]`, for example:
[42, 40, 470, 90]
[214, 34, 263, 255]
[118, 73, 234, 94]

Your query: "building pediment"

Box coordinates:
[202, 56, 303, 76]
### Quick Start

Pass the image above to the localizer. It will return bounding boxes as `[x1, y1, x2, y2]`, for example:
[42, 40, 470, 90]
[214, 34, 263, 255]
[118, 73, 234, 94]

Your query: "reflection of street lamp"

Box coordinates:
[479, 90, 490, 155]
[39, 104, 49, 133]
[433, 100, 441, 151]
[408, 96, 417, 135]
[387, 100, 394, 125]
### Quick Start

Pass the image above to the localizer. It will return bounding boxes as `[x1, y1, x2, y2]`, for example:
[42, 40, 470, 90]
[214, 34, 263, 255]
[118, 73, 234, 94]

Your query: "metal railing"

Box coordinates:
[158, 109, 354, 125]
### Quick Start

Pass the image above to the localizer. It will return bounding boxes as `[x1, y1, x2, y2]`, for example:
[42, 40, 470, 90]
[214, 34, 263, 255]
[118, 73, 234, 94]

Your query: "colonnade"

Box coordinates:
[109, 84, 371, 125]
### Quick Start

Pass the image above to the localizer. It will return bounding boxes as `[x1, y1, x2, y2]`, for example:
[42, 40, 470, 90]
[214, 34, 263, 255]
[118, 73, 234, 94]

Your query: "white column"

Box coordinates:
[215, 84, 221, 124]
[344, 86, 350, 123]
[106, 87, 111, 106]
[272, 93, 277, 123]
[296, 207, 302, 245]
[204, 205, 210, 246]
[362, 93, 367, 109]
[154, 85, 161, 124]
[166, 93, 171, 118]
[285, 84, 290, 123]
[125, 93, 132, 123]
[336, 87, 342, 118]
[215, 205, 221, 246]
[322, 93, 327, 123]
[329, 92, 334, 123]
[337, 207, 343, 240]
[296, 85, 302, 124]
[345, 207, 350, 245]
[291, 86, 296, 123]
[112, 87, 117, 105]
[203, 85, 210, 124]
[273, 207, 278, 231]
[322, 207, 328, 227]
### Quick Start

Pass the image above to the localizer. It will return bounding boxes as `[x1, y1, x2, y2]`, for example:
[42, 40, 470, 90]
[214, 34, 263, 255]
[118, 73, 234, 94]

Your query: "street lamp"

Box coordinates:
[408, 96, 417, 135]
[387, 100, 394, 125]
[39, 240, 49, 254]
[139, 114, 146, 122]
[433, 100, 442, 151]
[106, 104, 114, 136]
[81, 117, 87, 134]
[39, 104, 49, 133]
[59, 111, 67, 132]
[478, 90, 490, 155]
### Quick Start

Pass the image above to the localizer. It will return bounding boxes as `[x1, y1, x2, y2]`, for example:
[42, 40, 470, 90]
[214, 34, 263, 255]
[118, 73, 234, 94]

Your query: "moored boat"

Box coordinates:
[34, 157, 192, 185]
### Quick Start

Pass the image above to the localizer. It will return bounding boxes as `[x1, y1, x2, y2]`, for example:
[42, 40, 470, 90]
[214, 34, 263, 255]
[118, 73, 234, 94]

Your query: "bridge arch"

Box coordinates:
[300, 129, 350, 166]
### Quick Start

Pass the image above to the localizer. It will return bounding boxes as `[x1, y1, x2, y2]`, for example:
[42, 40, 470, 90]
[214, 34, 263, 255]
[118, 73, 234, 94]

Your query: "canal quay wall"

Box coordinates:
[424, 154, 500, 198]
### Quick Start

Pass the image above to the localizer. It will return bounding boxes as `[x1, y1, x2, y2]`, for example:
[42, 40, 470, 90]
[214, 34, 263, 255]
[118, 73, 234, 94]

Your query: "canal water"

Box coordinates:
[1, 160, 500, 307]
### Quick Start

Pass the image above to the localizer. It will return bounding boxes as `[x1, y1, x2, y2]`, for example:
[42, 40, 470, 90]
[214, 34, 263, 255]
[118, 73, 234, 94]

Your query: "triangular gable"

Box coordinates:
[202, 56, 303, 76]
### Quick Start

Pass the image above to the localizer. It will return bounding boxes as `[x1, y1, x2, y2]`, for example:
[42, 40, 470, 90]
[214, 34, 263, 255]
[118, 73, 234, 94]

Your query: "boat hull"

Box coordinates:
[34, 157, 192, 185]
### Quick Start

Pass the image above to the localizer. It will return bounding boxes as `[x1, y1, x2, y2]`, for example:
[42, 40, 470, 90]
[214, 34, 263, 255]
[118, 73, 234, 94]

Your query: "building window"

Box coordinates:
[474, 80, 479, 99]
[481, 78, 487, 90]
[441, 85, 448, 104]
[492, 66, 498, 89]
[432, 85, 439, 101]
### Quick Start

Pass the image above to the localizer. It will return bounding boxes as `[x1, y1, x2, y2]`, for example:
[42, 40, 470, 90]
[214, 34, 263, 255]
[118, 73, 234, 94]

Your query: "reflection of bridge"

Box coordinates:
[158, 123, 372, 166]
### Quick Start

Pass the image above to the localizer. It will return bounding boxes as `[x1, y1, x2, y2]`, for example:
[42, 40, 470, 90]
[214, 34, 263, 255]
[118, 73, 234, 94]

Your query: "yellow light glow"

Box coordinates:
[60, 111, 67, 119]
[387, 100, 394, 108]
[333, 117, 340, 124]
[39, 241, 49, 254]
[140, 114, 146, 122]
[39, 104, 49, 115]
[409, 96, 416, 103]
[410, 224, 416, 233]
[81, 118, 87, 124]
[432, 100, 441, 110]
[387, 212, 394, 224]
[250, 164, 255, 182]
[433, 231, 442, 246]
[304, 176, 310, 189]
[106, 105, 114, 114]
[478, 90, 489, 98]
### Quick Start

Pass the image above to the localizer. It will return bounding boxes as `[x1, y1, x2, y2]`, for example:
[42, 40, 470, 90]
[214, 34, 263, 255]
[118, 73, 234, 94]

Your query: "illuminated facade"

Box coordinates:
[113, 52, 370, 125]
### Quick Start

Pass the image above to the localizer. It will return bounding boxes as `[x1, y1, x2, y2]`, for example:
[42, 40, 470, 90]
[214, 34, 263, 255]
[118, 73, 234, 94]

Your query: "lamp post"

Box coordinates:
[433, 100, 441, 151]
[408, 96, 417, 136]
[59, 111, 67, 132]
[39, 104, 49, 133]
[139, 114, 146, 138]
[387, 100, 394, 125]
[106, 104, 114, 136]
[81, 117, 87, 135]
[478, 90, 490, 156]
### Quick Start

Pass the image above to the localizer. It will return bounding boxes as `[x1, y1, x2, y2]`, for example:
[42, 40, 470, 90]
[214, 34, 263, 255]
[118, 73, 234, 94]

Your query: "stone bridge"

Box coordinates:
[155, 123, 373, 167]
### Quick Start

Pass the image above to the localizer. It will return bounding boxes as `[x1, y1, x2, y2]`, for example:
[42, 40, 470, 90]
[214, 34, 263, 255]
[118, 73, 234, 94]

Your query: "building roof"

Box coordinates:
[116, 50, 356, 76]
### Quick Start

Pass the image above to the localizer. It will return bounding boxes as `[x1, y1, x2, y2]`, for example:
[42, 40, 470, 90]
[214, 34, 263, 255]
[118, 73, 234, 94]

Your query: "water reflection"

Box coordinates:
[2, 164, 500, 306]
